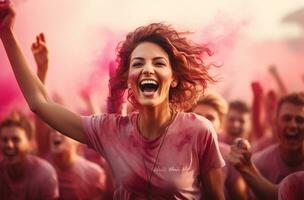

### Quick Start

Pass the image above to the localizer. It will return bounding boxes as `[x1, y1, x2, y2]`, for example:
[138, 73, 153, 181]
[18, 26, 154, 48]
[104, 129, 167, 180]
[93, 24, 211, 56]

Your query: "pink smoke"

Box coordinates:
[0, 0, 303, 118]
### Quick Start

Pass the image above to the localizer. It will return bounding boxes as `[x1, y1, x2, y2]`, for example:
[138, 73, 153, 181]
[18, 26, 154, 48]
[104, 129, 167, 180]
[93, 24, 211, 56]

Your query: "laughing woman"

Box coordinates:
[0, 1, 225, 199]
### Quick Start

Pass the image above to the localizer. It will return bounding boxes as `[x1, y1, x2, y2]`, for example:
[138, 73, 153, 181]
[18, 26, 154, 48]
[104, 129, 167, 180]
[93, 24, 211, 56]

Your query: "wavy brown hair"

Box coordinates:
[109, 23, 215, 111]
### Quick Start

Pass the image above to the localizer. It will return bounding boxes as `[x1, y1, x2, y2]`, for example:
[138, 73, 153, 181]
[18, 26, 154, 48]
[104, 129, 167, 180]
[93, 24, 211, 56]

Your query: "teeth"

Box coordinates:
[140, 79, 158, 86]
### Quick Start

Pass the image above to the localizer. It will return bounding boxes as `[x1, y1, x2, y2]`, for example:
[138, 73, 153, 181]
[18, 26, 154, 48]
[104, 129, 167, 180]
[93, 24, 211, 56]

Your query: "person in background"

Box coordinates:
[251, 65, 287, 153]
[251, 81, 278, 152]
[229, 92, 304, 200]
[0, 111, 59, 200]
[31, 33, 108, 199]
[191, 91, 249, 200]
[49, 130, 107, 200]
[220, 100, 252, 145]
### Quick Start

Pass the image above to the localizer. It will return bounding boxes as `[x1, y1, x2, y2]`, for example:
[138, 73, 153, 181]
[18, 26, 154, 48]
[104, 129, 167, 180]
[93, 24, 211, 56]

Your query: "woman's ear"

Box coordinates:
[171, 79, 178, 88]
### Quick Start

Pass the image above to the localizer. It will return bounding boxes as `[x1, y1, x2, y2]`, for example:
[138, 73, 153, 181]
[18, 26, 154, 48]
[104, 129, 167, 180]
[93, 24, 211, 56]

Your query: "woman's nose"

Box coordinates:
[142, 63, 155, 75]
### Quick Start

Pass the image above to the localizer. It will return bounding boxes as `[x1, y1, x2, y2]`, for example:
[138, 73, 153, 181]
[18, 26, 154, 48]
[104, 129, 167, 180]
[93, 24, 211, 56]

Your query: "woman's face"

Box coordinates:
[128, 41, 175, 108]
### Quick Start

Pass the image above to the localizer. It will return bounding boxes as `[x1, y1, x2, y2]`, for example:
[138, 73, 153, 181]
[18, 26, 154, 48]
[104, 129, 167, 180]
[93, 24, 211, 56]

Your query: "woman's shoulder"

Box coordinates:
[177, 111, 214, 129]
[172, 112, 216, 139]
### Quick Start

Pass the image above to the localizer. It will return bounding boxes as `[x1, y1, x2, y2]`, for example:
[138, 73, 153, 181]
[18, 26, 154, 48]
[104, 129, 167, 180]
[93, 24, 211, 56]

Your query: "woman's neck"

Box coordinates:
[138, 104, 173, 140]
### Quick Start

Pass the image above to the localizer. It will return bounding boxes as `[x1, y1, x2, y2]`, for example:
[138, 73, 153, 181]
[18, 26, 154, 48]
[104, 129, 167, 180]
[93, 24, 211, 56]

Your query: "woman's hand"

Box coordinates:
[0, 0, 15, 34]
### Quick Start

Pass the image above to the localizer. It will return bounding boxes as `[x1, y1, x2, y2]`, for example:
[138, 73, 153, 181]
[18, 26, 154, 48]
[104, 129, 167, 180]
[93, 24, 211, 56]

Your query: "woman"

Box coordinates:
[0, 1, 225, 199]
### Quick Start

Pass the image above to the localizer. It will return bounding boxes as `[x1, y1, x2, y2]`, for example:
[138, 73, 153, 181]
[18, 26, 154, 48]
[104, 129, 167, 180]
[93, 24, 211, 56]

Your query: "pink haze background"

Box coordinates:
[0, 0, 303, 117]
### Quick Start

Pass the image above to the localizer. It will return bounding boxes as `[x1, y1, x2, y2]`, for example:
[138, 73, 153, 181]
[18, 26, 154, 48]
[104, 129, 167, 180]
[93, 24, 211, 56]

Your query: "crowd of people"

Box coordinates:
[0, 0, 303, 199]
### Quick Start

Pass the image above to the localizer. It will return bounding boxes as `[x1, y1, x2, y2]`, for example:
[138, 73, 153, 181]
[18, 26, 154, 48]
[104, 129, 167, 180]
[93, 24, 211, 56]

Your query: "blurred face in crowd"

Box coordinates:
[276, 103, 304, 151]
[50, 130, 77, 155]
[0, 126, 31, 165]
[225, 109, 251, 139]
[193, 104, 222, 133]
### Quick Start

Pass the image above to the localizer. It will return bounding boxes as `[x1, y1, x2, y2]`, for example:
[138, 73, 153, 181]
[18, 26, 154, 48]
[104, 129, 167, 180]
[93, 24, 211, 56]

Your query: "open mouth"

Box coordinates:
[4, 149, 17, 157]
[139, 79, 159, 93]
[284, 129, 301, 141]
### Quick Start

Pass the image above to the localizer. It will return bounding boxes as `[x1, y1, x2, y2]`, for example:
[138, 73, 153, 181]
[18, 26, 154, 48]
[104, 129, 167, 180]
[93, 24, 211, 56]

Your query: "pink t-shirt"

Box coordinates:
[278, 171, 304, 200]
[0, 155, 59, 200]
[253, 144, 304, 184]
[82, 112, 225, 200]
[53, 155, 106, 200]
[252, 135, 277, 153]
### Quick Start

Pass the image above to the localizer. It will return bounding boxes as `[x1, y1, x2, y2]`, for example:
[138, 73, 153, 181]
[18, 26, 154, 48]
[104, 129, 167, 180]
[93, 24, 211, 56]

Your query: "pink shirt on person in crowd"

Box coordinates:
[218, 142, 230, 199]
[82, 112, 225, 200]
[219, 142, 230, 181]
[0, 155, 59, 200]
[252, 135, 276, 153]
[81, 146, 115, 199]
[52, 155, 106, 200]
[253, 144, 304, 184]
[278, 171, 304, 200]
[218, 142, 242, 200]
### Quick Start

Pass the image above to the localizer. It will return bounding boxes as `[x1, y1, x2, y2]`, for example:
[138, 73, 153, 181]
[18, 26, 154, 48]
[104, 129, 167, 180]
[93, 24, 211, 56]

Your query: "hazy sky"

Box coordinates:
[1, 0, 303, 115]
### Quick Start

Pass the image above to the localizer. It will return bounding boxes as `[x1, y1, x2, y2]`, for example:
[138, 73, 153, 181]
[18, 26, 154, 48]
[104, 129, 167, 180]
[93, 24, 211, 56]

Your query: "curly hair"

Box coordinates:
[109, 23, 215, 111]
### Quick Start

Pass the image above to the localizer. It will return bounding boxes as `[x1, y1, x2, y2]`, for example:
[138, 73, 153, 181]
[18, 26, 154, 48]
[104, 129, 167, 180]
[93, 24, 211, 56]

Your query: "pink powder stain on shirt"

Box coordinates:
[189, 113, 197, 121]
[82, 112, 225, 199]
[176, 134, 192, 152]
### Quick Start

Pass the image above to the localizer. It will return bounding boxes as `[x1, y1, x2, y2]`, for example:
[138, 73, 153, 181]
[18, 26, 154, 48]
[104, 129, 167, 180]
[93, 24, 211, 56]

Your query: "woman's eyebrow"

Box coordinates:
[153, 57, 168, 63]
[131, 57, 144, 62]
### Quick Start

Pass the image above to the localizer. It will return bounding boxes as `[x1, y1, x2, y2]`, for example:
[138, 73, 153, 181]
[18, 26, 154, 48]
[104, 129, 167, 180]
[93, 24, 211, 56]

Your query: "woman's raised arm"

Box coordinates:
[0, 1, 86, 143]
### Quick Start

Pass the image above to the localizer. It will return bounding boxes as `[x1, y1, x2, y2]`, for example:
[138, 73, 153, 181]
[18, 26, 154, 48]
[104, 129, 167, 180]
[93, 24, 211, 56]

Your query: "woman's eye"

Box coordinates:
[132, 62, 142, 67]
[155, 62, 165, 67]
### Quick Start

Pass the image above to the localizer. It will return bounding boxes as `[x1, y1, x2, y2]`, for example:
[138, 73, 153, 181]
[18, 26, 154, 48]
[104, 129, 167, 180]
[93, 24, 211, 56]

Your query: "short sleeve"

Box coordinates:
[81, 113, 133, 157]
[81, 114, 118, 156]
[198, 119, 225, 174]
[82, 115, 103, 151]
